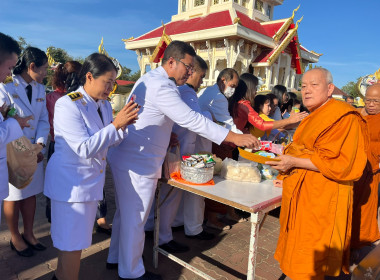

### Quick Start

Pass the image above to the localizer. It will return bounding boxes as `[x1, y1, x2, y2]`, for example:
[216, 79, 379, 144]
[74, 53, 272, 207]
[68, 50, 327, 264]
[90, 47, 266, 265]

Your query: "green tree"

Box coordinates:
[118, 66, 140, 82]
[47, 46, 73, 64]
[17, 36, 29, 52]
[341, 78, 360, 98]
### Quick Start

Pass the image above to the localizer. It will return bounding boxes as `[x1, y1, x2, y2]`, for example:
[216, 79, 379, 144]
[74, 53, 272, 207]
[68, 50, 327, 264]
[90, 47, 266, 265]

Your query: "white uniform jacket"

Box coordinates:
[109, 66, 229, 178]
[198, 84, 242, 134]
[0, 115, 23, 200]
[44, 86, 124, 202]
[172, 84, 212, 155]
[0, 75, 49, 200]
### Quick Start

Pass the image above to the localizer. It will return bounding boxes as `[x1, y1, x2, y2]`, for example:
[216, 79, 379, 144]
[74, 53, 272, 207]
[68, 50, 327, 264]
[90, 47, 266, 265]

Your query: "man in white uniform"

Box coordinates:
[107, 41, 260, 280]
[145, 55, 214, 249]
[0, 33, 30, 224]
[198, 68, 241, 133]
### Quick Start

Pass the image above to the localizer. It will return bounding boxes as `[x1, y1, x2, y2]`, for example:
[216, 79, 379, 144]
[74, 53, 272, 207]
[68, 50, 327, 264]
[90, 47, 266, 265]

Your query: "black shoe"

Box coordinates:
[10, 240, 34, 257]
[106, 262, 118, 270]
[51, 274, 58, 280]
[185, 230, 215, 240]
[96, 225, 112, 235]
[159, 240, 189, 253]
[119, 271, 162, 280]
[22, 234, 47, 251]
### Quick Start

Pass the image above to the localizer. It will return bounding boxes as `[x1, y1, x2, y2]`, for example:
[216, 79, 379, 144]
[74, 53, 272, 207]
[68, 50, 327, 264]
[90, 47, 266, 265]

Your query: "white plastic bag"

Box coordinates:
[7, 136, 42, 189]
[162, 145, 181, 179]
[221, 158, 261, 183]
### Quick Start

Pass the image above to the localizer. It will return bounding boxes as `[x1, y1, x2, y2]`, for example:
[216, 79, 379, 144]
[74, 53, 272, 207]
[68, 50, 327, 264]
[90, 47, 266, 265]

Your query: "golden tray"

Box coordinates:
[238, 147, 280, 164]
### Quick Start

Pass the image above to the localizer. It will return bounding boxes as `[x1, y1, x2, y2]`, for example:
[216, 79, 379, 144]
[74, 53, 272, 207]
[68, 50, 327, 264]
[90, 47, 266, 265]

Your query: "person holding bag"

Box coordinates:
[44, 53, 139, 280]
[0, 33, 32, 223]
[0, 46, 49, 257]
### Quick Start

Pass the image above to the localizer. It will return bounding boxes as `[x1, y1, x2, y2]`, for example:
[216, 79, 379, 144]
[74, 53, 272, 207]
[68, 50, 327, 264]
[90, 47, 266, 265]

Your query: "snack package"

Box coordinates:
[221, 158, 261, 183]
[258, 164, 279, 180]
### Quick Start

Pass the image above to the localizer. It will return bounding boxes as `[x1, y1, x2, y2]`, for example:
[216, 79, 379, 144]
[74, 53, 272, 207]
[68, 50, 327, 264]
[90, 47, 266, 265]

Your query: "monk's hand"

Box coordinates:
[13, 115, 33, 129]
[169, 132, 179, 147]
[265, 155, 295, 172]
[288, 111, 309, 124]
[113, 100, 140, 130]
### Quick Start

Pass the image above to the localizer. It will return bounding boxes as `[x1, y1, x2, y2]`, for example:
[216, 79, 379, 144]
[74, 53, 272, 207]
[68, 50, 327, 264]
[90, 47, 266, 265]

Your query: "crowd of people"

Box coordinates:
[0, 31, 379, 280]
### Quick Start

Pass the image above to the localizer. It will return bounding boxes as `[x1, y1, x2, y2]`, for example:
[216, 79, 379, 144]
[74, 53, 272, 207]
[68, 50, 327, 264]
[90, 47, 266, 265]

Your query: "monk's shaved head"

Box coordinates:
[365, 83, 380, 115]
[301, 68, 335, 112]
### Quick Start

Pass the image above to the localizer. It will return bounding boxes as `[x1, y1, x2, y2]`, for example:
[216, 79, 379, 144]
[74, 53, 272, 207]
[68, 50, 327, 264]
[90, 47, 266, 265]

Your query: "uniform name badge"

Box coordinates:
[36, 98, 45, 102]
[12, 94, 20, 99]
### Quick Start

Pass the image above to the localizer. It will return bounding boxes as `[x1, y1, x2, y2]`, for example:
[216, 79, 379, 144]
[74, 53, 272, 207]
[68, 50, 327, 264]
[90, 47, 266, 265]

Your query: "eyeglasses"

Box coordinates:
[364, 99, 380, 105]
[174, 58, 194, 73]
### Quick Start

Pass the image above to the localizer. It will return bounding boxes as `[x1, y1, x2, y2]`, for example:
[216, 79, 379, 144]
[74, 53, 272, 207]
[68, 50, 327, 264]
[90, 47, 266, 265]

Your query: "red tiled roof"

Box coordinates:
[261, 21, 286, 37]
[132, 11, 233, 42]
[116, 80, 135, 86]
[253, 49, 274, 63]
[235, 11, 270, 37]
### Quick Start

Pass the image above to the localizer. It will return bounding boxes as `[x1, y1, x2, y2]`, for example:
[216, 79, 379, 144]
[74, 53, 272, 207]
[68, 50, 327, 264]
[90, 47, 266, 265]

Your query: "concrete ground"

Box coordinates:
[0, 167, 286, 280]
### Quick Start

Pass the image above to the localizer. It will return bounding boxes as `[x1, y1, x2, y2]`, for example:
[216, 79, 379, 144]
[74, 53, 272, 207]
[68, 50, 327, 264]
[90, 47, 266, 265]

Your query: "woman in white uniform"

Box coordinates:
[0, 46, 49, 257]
[44, 53, 139, 280]
[0, 33, 31, 226]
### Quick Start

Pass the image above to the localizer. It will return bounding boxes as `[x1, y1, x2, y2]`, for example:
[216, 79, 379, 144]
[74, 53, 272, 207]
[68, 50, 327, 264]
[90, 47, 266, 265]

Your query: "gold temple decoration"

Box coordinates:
[46, 47, 58, 67]
[150, 24, 172, 63]
[273, 5, 300, 42]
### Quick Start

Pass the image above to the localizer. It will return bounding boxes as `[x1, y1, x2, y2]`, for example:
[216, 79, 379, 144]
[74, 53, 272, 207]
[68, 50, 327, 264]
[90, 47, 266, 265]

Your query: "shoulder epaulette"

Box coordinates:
[67, 92, 83, 101]
[3, 76, 13, 84]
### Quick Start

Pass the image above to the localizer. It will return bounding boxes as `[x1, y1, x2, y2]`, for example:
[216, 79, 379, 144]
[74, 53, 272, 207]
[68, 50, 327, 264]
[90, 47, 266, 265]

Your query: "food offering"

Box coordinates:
[238, 140, 284, 164]
[180, 154, 216, 184]
[221, 158, 261, 183]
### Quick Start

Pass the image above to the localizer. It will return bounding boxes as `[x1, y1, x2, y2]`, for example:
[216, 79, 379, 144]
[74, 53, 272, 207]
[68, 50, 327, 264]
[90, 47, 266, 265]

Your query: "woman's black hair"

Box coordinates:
[228, 73, 258, 117]
[13, 46, 47, 75]
[253, 94, 270, 114]
[0, 32, 21, 65]
[67, 53, 117, 93]
[270, 85, 288, 107]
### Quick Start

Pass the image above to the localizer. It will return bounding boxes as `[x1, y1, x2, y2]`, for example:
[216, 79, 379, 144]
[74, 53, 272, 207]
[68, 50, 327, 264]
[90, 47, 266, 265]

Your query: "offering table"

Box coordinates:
[153, 175, 282, 280]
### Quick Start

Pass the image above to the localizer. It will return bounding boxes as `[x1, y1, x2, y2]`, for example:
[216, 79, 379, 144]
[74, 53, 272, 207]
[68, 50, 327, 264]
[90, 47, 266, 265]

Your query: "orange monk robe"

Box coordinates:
[351, 112, 380, 249]
[274, 99, 369, 279]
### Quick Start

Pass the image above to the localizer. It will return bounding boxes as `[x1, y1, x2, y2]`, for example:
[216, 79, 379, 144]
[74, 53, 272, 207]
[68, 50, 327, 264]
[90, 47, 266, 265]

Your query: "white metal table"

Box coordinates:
[153, 176, 282, 280]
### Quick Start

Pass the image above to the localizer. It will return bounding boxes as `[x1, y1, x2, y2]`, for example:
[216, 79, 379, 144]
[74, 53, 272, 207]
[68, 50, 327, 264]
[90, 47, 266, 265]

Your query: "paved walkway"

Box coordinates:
[0, 167, 285, 280]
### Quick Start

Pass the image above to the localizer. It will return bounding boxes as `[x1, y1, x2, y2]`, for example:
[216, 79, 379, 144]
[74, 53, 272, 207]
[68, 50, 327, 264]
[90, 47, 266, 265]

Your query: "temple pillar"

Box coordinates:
[284, 54, 291, 88]
[265, 66, 272, 90]
[272, 54, 281, 85]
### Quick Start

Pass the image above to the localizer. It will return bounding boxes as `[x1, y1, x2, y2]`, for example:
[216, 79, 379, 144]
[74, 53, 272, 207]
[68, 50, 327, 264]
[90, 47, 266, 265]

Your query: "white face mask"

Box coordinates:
[224, 86, 235, 98]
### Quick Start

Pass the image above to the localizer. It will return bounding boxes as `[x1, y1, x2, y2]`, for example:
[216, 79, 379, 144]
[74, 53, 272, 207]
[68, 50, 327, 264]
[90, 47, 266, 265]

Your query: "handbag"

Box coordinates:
[6, 136, 42, 189]
[162, 144, 181, 180]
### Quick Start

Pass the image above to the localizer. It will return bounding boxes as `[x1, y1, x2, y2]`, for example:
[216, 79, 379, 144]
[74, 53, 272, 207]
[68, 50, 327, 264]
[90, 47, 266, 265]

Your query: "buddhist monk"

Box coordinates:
[351, 84, 380, 254]
[266, 68, 369, 279]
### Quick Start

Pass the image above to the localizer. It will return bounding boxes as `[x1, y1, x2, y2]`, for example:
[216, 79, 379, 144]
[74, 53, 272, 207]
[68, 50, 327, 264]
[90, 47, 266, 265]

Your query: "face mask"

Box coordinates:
[224, 86, 235, 98]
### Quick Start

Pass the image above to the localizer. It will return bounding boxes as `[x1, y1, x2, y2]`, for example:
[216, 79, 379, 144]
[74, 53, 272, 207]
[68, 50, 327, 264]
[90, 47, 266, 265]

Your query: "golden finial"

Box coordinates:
[291, 5, 300, 20]
[295, 16, 304, 30]
[375, 68, 380, 80]
[46, 47, 57, 67]
[98, 37, 109, 56]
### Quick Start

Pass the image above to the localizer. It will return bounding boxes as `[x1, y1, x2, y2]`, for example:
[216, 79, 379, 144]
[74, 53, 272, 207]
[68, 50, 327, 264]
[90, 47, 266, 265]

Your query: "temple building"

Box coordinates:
[123, 0, 321, 91]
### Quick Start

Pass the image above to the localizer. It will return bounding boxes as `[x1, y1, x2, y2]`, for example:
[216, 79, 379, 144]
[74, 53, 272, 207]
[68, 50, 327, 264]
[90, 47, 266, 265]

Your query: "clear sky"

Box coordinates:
[0, 0, 378, 88]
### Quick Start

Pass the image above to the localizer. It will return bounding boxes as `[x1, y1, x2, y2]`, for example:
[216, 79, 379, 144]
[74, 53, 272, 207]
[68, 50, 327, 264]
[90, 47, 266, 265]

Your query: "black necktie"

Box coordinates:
[97, 107, 103, 124]
[26, 84, 32, 104]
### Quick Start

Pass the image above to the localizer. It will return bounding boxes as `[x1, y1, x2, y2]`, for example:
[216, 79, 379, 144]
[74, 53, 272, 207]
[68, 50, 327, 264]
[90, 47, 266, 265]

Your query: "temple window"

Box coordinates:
[194, 0, 205, 6]
[234, 0, 238, 3]
[242, 0, 249, 8]
[213, 0, 219, 4]
[255, 0, 264, 13]
[182, 0, 186, 11]
[223, 0, 230, 2]
[266, 4, 272, 17]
